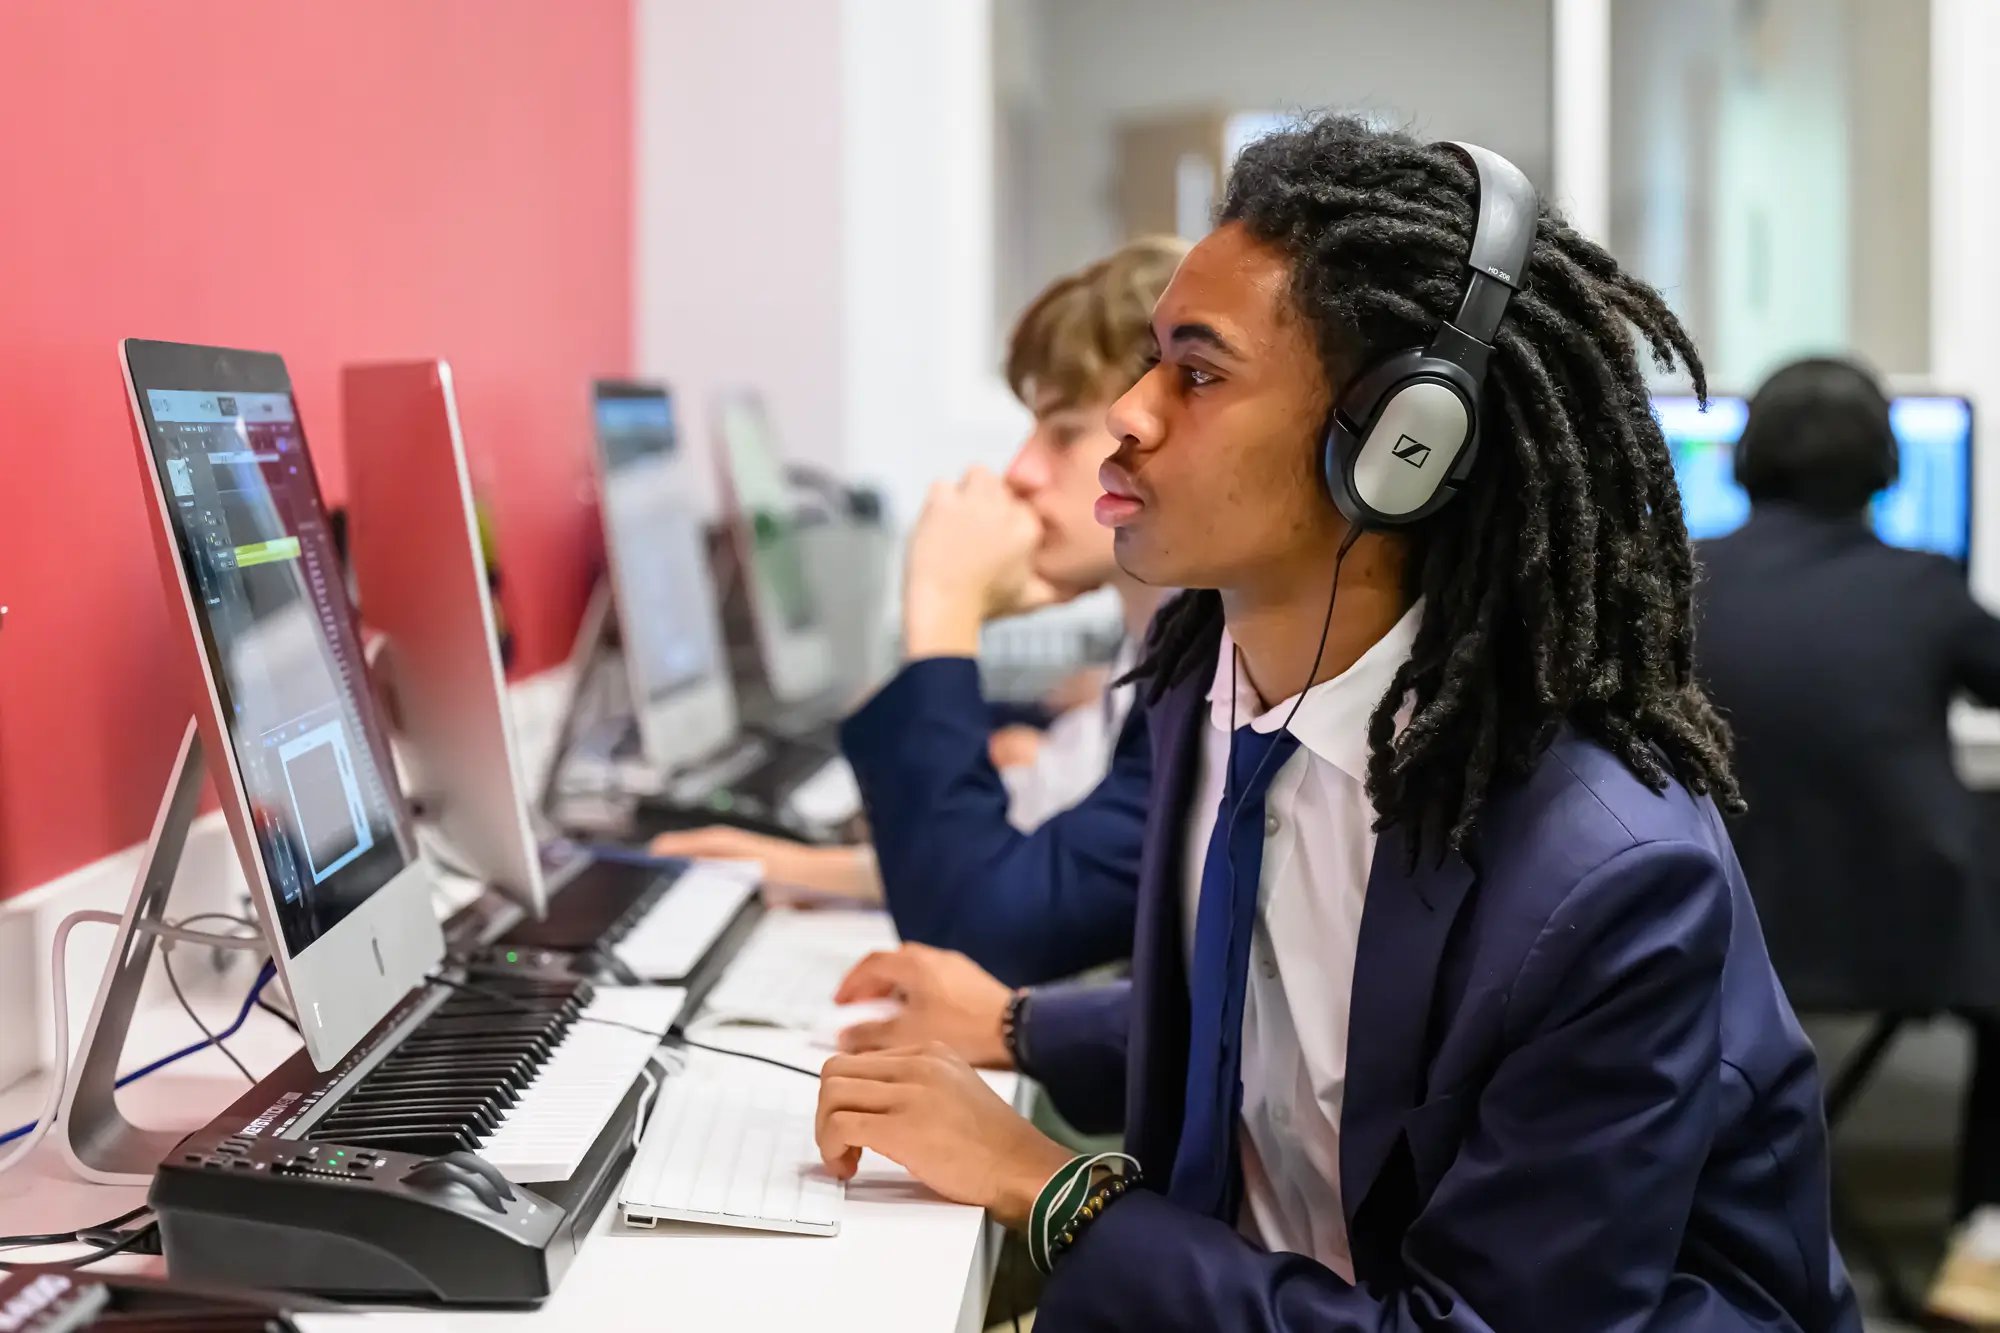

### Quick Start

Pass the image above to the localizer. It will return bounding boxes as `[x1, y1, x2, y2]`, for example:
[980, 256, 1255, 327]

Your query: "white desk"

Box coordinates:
[1955, 704, 2000, 789]
[0, 907, 1022, 1333]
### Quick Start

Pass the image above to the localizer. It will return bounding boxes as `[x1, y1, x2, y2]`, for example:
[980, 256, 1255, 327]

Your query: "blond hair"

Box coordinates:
[1005, 235, 1189, 411]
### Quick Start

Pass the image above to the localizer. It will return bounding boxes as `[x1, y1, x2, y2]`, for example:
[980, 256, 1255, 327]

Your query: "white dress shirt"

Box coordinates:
[1001, 638, 1139, 830]
[1181, 601, 1423, 1281]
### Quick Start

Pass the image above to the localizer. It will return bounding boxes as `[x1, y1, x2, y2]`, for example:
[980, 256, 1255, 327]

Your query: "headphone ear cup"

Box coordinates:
[1322, 414, 1367, 528]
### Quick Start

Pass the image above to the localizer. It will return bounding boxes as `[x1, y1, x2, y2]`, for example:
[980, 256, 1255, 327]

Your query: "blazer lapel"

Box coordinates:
[1340, 824, 1476, 1228]
[1124, 668, 1208, 1176]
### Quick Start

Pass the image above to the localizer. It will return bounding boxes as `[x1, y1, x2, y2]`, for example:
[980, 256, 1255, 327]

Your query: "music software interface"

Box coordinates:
[719, 397, 820, 633]
[1659, 394, 1973, 561]
[593, 392, 723, 702]
[144, 389, 407, 954]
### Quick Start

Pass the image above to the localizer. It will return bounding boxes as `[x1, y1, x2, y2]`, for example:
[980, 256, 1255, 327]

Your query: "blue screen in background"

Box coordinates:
[1656, 393, 1973, 562]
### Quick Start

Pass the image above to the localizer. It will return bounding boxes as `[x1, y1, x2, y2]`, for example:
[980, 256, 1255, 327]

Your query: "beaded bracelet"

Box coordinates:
[1028, 1151, 1141, 1273]
[1046, 1173, 1137, 1266]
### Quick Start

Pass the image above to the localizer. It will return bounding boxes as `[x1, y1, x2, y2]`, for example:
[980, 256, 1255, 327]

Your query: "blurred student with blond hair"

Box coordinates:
[653, 236, 1187, 985]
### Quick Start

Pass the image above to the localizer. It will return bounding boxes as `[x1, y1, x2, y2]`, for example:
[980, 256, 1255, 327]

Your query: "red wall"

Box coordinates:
[0, 3, 631, 898]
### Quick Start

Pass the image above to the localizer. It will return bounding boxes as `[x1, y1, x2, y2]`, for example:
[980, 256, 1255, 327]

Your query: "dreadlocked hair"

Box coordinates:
[1130, 113, 1739, 857]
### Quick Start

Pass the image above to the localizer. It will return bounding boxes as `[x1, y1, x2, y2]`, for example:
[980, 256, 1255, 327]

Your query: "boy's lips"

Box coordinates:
[1096, 461, 1145, 528]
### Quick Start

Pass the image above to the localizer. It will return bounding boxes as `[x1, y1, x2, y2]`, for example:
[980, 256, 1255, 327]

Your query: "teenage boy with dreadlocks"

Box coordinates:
[812, 116, 1857, 1331]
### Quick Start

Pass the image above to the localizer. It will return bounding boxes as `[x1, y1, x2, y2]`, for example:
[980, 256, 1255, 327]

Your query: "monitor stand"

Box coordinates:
[55, 719, 273, 1186]
[535, 579, 637, 819]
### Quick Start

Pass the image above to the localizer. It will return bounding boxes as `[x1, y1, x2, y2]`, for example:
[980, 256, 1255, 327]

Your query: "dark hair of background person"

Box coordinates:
[1128, 113, 1740, 856]
[1734, 356, 1898, 518]
[1005, 235, 1191, 412]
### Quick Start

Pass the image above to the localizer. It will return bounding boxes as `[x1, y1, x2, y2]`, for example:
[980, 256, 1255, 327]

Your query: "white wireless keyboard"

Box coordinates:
[784, 757, 862, 827]
[698, 911, 898, 1030]
[613, 862, 761, 980]
[620, 1059, 843, 1236]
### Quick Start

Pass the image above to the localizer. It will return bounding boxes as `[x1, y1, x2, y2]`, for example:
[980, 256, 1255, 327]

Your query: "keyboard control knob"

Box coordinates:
[401, 1158, 509, 1214]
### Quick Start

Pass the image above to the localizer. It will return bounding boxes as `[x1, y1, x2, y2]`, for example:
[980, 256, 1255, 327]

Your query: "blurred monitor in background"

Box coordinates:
[1658, 385, 1973, 564]
[1691, 356, 2000, 1312]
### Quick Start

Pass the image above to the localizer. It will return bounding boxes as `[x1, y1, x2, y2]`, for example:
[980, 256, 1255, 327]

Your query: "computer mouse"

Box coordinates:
[810, 999, 902, 1050]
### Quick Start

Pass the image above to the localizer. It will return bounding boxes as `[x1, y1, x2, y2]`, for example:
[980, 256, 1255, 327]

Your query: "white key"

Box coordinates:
[471, 987, 681, 1183]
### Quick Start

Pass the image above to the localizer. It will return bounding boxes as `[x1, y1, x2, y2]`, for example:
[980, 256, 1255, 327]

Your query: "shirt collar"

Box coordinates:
[1203, 599, 1425, 782]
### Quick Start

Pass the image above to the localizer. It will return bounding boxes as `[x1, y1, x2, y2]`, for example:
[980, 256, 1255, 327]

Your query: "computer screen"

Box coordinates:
[1657, 392, 1974, 561]
[591, 384, 725, 706]
[134, 380, 410, 956]
[716, 394, 820, 634]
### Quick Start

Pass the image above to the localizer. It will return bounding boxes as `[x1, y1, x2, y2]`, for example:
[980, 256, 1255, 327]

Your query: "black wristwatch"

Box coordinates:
[1002, 988, 1033, 1073]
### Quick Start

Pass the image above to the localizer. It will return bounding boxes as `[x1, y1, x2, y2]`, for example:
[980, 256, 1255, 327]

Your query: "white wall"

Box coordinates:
[633, 0, 1023, 525]
[840, 0, 1027, 522]
[633, 0, 848, 519]
[1010, 0, 1555, 312]
[1932, 0, 2000, 608]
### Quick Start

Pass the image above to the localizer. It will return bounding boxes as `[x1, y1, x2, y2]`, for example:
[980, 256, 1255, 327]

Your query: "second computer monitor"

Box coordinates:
[344, 360, 547, 915]
[590, 381, 740, 774]
[1658, 391, 1974, 563]
[712, 390, 836, 706]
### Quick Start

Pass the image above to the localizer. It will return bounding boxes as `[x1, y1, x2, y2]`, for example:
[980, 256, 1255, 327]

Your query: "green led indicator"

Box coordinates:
[506, 950, 519, 963]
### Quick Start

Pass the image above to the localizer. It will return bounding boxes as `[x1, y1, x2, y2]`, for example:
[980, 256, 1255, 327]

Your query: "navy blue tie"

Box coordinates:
[1167, 723, 1301, 1222]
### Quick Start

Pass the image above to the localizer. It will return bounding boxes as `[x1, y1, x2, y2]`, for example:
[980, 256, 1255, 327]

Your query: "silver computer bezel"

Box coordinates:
[120, 340, 445, 1070]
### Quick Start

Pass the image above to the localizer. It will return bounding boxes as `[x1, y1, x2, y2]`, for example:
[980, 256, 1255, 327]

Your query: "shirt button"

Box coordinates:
[1263, 812, 1281, 836]
[1260, 952, 1278, 980]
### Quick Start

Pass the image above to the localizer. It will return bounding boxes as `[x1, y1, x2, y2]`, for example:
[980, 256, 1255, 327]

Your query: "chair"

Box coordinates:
[1820, 1012, 1928, 1323]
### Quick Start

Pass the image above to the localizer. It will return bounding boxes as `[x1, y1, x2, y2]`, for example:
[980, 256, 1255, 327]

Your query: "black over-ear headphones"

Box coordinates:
[1322, 141, 1539, 530]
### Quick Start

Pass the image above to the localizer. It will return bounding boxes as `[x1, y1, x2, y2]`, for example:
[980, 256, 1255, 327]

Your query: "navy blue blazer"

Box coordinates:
[1017, 663, 1859, 1331]
[839, 657, 1150, 986]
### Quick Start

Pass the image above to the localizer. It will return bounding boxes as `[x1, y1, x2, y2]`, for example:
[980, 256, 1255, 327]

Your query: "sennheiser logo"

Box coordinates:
[1392, 434, 1432, 468]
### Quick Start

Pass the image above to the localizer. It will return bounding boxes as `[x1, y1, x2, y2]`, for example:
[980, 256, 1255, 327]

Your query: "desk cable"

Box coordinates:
[425, 970, 821, 1079]
[0, 1204, 159, 1271]
[0, 913, 279, 1174]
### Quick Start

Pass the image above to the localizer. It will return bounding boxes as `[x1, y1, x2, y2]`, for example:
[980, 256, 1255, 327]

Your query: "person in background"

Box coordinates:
[809, 114, 1856, 1331]
[1691, 357, 2000, 1327]
[651, 238, 1184, 983]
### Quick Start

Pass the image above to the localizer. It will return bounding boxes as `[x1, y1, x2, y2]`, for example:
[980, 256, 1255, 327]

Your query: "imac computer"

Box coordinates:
[712, 390, 838, 710]
[1657, 392, 1975, 563]
[590, 381, 740, 774]
[120, 340, 445, 1069]
[342, 360, 547, 914]
[343, 363, 761, 978]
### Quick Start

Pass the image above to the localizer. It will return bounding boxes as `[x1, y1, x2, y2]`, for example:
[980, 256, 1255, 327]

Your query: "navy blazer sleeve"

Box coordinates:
[1017, 981, 1131, 1136]
[1037, 840, 1775, 1333]
[839, 657, 1149, 987]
